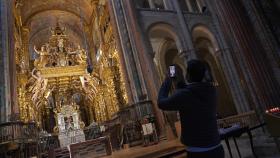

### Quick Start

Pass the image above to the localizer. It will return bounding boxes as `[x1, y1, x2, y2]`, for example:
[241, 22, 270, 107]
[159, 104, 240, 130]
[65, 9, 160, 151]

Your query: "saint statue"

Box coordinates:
[65, 116, 74, 131]
[65, 45, 87, 65]
[57, 38, 64, 52]
[45, 43, 51, 54]
[19, 58, 27, 73]
[77, 45, 87, 64]
[34, 45, 49, 67]
[55, 38, 67, 66]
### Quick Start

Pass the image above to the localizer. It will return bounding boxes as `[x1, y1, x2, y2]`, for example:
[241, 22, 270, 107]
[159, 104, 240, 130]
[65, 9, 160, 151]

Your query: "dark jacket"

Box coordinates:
[157, 78, 220, 147]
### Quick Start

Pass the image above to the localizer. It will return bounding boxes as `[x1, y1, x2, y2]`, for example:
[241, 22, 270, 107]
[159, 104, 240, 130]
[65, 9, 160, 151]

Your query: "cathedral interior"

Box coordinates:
[0, 0, 280, 157]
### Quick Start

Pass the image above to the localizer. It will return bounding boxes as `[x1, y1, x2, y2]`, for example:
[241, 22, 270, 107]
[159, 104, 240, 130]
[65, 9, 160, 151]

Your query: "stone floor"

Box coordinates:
[105, 131, 280, 158]
[222, 132, 280, 158]
[105, 139, 185, 158]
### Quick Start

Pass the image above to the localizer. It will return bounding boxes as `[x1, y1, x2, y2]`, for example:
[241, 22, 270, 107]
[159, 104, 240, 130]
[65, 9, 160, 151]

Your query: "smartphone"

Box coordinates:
[169, 65, 176, 78]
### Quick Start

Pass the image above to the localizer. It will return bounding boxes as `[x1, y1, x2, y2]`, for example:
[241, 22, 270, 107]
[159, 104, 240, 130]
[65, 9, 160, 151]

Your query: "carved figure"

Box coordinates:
[75, 45, 87, 64]
[30, 69, 48, 103]
[58, 38, 64, 52]
[34, 45, 49, 67]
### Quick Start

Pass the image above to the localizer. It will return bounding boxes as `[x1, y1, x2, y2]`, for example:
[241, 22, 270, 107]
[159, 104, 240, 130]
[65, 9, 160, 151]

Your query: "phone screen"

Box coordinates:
[169, 65, 176, 78]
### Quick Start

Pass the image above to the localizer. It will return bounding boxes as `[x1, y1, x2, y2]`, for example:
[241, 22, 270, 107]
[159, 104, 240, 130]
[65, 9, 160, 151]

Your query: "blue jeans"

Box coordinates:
[187, 145, 225, 158]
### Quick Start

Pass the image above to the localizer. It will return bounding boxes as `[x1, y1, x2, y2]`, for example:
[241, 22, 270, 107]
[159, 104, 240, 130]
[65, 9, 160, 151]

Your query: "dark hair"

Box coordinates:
[186, 59, 206, 82]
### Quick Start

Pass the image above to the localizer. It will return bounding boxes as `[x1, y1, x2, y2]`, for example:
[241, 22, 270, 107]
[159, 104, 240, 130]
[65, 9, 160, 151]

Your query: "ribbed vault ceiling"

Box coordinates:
[21, 0, 96, 52]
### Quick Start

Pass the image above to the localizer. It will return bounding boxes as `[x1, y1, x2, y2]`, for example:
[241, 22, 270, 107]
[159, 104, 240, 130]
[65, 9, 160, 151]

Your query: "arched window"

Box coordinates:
[153, 0, 165, 9]
[135, 0, 150, 8]
[178, 0, 189, 11]
[135, 0, 165, 10]
[189, 0, 200, 12]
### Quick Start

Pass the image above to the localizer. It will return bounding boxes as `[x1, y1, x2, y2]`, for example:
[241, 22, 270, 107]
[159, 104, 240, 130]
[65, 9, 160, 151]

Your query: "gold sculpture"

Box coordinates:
[16, 3, 128, 129]
[17, 19, 127, 128]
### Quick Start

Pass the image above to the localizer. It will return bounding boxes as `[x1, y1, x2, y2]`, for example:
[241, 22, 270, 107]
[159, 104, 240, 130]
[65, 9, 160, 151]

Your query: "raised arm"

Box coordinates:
[157, 78, 187, 111]
[67, 49, 77, 55]
[34, 45, 39, 54]
[31, 68, 39, 80]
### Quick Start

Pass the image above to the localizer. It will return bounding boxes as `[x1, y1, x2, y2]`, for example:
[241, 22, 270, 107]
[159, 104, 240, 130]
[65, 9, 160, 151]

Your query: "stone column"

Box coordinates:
[148, 0, 155, 8]
[241, 0, 280, 84]
[215, 0, 280, 112]
[185, 0, 194, 12]
[109, 0, 147, 102]
[107, 0, 134, 104]
[9, 2, 18, 119]
[204, 1, 252, 113]
[121, 0, 166, 133]
[162, 0, 173, 10]
[173, 0, 196, 60]
[215, 48, 251, 113]
[0, 0, 17, 122]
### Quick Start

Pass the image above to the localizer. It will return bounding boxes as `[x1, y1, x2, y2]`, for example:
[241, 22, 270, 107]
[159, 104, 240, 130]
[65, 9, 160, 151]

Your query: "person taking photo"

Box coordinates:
[157, 59, 224, 158]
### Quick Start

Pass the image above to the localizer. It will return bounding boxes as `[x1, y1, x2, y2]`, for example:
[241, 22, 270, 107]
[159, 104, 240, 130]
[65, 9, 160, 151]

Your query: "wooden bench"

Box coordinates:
[69, 136, 112, 158]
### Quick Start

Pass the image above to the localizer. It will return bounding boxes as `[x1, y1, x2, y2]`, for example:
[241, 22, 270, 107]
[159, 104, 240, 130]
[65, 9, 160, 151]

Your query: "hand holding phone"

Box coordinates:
[169, 65, 176, 78]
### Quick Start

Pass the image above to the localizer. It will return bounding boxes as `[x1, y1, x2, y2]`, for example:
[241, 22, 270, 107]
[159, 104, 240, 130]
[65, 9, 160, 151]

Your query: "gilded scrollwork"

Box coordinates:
[16, 4, 129, 128]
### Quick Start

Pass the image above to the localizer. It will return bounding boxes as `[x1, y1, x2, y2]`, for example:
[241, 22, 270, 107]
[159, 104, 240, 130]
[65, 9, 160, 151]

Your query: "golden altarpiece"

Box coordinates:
[15, 21, 128, 147]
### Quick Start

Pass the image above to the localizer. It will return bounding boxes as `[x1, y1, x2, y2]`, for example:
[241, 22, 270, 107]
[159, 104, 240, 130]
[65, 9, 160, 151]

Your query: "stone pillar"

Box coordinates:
[120, 0, 166, 133]
[240, 0, 280, 84]
[109, 0, 148, 102]
[9, 2, 18, 119]
[204, 1, 252, 113]
[215, 0, 280, 112]
[173, 0, 196, 60]
[148, 0, 155, 8]
[162, 0, 173, 10]
[185, 0, 194, 12]
[107, 1, 134, 104]
[215, 48, 251, 113]
[0, 0, 17, 122]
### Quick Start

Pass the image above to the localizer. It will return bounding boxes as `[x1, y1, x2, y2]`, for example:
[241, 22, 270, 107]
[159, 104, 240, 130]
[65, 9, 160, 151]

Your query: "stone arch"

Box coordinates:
[191, 24, 219, 52]
[147, 22, 186, 137]
[147, 22, 186, 80]
[147, 22, 184, 51]
[192, 24, 237, 117]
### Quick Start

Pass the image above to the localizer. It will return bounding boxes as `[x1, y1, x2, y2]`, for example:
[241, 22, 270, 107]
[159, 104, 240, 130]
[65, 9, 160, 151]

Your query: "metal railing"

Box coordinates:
[118, 100, 154, 122]
[217, 111, 260, 128]
[0, 121, 38, 144]
[0, 121, 39, 157]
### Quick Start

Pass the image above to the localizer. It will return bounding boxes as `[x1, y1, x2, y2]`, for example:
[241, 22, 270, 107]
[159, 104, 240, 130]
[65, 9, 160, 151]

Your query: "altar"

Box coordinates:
[55, 103, 85, 147]
[21, 23, 123, 149]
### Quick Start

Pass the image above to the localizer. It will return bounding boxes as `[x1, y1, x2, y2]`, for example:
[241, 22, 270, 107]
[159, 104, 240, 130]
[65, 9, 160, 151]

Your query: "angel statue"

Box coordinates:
[66, 47, 77, 65]
[45, 43, 51, 53]
[75, 45, 87, 64]
[34, 45, 49, 67]
[30, 69, 48, 103]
